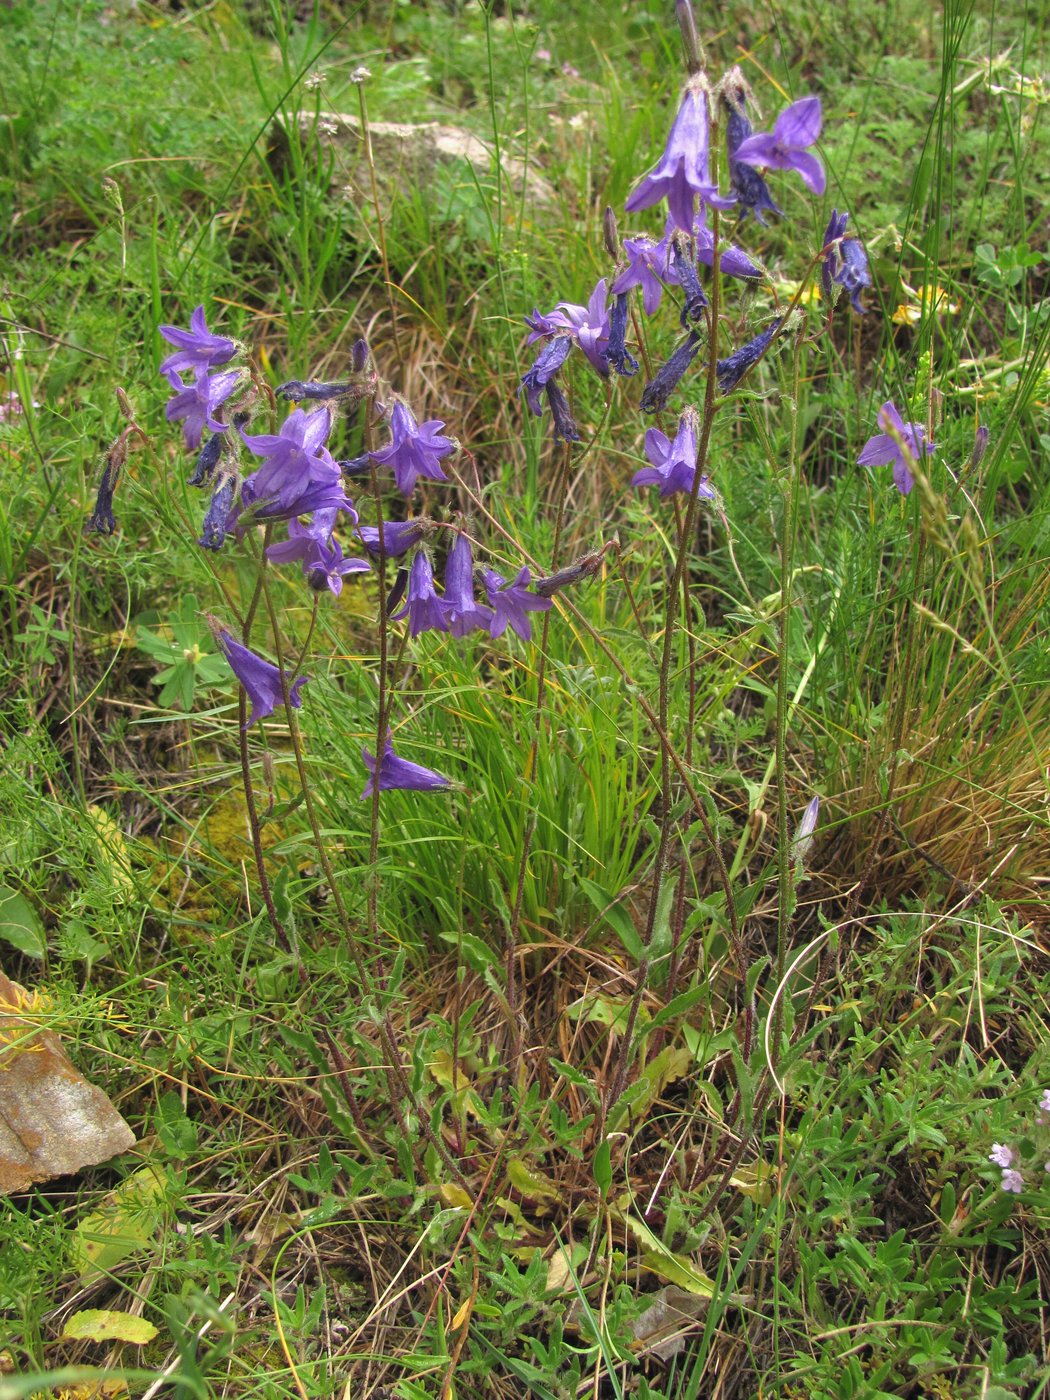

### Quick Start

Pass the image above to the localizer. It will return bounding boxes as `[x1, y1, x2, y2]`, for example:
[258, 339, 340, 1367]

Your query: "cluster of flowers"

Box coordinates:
[989, 1088, 1050, 1195]
[519, 61, 875, 502]
[135, 306, 556, 795]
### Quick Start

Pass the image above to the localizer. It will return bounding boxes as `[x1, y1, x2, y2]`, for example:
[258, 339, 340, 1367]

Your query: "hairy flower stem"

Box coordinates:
[772, 331, 805, 1058]
[505, 443, 572, 1067]
[606, 210, 749, 1120]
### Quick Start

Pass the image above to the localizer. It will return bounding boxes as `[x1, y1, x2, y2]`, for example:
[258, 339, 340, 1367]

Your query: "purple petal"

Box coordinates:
[857, 433, 899, 467]
[774, 96, 822, 148]
[790, 150, 826, 195]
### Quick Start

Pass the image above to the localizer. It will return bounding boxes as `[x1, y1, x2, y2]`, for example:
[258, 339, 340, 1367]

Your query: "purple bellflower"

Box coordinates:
[716, 319, 781, 393]
[732, 95, 826, 196]
[443, 534, 494, 639]
[632, 408, 714, 499]
[482, 566, 552, 642]
[361, 734, 451, 798]
[857, 401, 933, 496]
[391, 549, 450, 638]
[238, 474, 353, 527]
[357, 519, 430, 557]
[305, 537, 371, 596]
[641, 331, 704, 414]
[722, 73, 782, 225]
[821, 210, 872, 313]
[528, 281, 611, 376]
[216, 629, 308, 728]
[626, 73, 735, 233]
[266, 507, 342, 565]
[370, 399, 455, 496]
[159, 305, 237, 377]
[240, 406, 340, 511]
[611, 229, 678, 316]
[693, 214, 763, 281]
[164, 366, 242, 451]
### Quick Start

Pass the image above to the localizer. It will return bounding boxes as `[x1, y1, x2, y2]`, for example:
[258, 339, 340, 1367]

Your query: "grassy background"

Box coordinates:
[1, 0, 1049, 1397]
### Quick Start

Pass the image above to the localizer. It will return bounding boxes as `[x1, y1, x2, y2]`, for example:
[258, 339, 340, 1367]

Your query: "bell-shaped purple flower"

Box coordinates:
[357, 519, 430, 557]
[482, 566, 552, 642]
[443, 534, 493, 639]
[611, 229, 679, 316]
[820, 210, 872, 313]
[857, 401, 933, 496]
[391, 550, 450, 638]
[216, 629, 308, 728]
[631, 408, 714, 499]
[305, 537, 371, 596]
[241, 406, 340, 511]
[722, 74, 783, 225]
[165, 367, 242, 451]
[370, 399, 455, 495]
[731, 95, 825, 196]
[159, 305, 237, 376]
[361, 733, 451, 798]
[626, 74, 735, 233]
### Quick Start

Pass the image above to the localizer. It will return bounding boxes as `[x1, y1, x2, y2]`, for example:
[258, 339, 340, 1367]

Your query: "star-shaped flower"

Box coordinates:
[370, 400, 455, 495]
[731, 95, 825, 196]
[857, 401, 933, 496]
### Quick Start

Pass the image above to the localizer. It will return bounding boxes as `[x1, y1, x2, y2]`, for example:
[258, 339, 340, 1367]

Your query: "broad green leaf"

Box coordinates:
[72, 1164, 168, 1281]
[0, 886, 45, 960]
[62, 1309, 158, 1345]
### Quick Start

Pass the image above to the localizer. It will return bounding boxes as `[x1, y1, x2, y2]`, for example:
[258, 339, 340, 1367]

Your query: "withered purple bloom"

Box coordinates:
[632, 408, 714, 499]
[640, 331, 704, 414]
[546, 381, 581, 443]
[159, 305, 237, 377]
[370, 399, 455, 495]
[443, 534, 494, 639]
[361, 734, 451, 798]
[626, 73, 735, 233]
[521, 335, 575, 416]
[482, 566, 552, 642]
[199, 474, 238, 551]
[216, 629, 308, 728]
[820, 210, 872, 313]
[670, 235, 708, 326]
[857, 401, 933, 496]
[607, 293, 639, 376]
[716, 319, 781, 393]
[165, 366, 242, 451]
[189, 430, 225, 487]
[391, 550, 449, 638]
[87, 460, 118, 535]
[732, 95, 825, 196]
[528, 281, 611, 375]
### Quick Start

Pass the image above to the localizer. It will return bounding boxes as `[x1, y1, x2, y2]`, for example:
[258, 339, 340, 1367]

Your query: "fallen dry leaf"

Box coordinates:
[0, 971, 135, 1195]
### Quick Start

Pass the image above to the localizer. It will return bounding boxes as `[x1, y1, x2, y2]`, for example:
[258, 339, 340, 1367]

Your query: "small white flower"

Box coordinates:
[989, 1143, 1015, 1168]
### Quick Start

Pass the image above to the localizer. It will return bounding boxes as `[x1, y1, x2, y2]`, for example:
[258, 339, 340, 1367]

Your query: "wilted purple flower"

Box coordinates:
[240, 406, 340, 510]
[199, 475, 238, 551]
[716, 319, 781, 393]
[670, 236, 708, 326]
[189, 430, 225, 487]
[165, 367, 242, 451]
[238, 474, 353, 526]
[640, 331, 704, 414]
[443, 534, 493, 639]
[266, 507, 341, 565]
[482, 566, 552, 641]
[693, 214, 763, 281]
[1001, 1169, 1025, 1194]
[521, 335, 575, 416]
[391, 550, 449, 638]
[87, 460, 118, 535]
[357, 519, 429, 557]
[722, 72, 782, 225]
[607, 293, 639, 376]
[626, 73, 735, 233]
[216, 629, 307, 727]
[732, 95, 825, 196]
[611, 229, 678, 316]
[159, 305, 237, 377]
[546, 381, 582, 443]
[371, 399, 455, 495]
[821, 210, 872, 313]
[632, 408, 713, 500]
[361, 734, 451, 798]
[858, 401, 933, 496]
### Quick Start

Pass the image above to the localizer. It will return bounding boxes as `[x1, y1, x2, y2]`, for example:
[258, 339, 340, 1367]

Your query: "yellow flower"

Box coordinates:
[892, 284, 959, 326]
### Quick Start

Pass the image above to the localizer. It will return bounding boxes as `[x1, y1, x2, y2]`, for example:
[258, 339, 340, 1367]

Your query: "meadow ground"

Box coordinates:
[1, 1, 1049, 1397]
